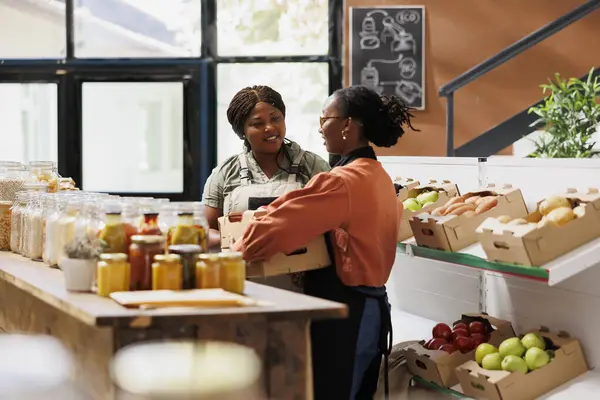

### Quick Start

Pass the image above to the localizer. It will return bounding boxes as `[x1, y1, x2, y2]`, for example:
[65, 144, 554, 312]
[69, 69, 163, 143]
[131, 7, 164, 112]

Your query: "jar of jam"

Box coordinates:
[219, 252, 245, 295]
[129, 235, 165, 291]
[97, 253, 130, 297]
[168, 244, 202, 290]
[196, 254, 220, 289]
[152, 254, 182, 290]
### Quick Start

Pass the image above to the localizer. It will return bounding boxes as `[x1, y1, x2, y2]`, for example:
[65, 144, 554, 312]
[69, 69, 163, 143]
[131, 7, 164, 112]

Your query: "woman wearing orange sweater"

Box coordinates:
[232, 85, 417, 399]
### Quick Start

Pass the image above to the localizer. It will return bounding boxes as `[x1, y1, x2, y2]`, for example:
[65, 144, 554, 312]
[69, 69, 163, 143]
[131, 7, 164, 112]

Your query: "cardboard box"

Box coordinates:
[218, 210, 331, 278]
[405, 313, 515, 388]
[397, 179, 460, 241]
[456, 327, 588, 400]
[477, 188, 600, 266]
[394, 176, 420, 202]
[409, 184, 528, 252]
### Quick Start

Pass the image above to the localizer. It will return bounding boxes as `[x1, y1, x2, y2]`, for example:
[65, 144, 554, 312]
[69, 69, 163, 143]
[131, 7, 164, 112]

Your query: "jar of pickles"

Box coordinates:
[129, 235, 165, 291]
[219, 252, 245, 295]
[97, 253, 130, 297]
[166, 212, 198, 251]
[28, 161, 61, 193]
[152, 254, 182, 290]
[99, 203, 128, 254]
[196, 253, 220, 289]
[168, 244, 202, 290]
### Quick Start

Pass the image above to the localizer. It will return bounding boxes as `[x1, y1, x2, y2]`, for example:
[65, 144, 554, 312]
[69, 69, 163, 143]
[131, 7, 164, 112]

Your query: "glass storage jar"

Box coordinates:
[129, 235, 165, 291]
[10, 192, 28, 253]
[196, 253, 221, 289]
[0, 161, 25, 202]
[55, 199, 82, 264]
[219, 252, 245, 295]
[152, 254, 182, 290]
[0, 200, 12, 251]
[28, 161, 61, 193]
[97, 253, 130, 297]
[168, 244, 202, 290]
[43, 197, 65, 265]
[99, 206, 128, 254]
[26, 193, 46, 260]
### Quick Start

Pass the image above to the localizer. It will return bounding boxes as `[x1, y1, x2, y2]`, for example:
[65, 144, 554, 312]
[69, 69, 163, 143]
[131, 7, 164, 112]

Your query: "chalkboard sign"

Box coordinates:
[349, 6, 425, 110]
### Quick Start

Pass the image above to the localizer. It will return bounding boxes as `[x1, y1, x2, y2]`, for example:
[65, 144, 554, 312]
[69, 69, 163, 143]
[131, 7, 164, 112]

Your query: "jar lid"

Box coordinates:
[154, 254, 181, 263]
[100, 253, 128, 262]
[131, 235, 165, 244]
[198, 253, 220, 262]
[168, 244, 202, 255]
[219, 252, 243, 260]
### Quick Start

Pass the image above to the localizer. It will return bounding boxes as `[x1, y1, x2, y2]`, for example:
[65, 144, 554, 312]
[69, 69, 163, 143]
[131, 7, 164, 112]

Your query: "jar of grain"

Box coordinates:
[26, 194, 46, 260]
[28, 161, 61, 193]
[10, 192, 28, 253]
[0, 201, 12, 251]
[0, 161, 25, 202]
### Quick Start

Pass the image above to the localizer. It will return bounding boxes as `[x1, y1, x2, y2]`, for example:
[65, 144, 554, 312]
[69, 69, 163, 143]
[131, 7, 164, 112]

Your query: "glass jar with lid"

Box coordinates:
[196, 253, 221, 289]
[0, 200, 12, 251]
[152, 254, 182, 290]
[0, 161, 25, 202]
[98, 202, 128, 254]
[10, 192, 28, 253]
[26, 193, 46, 260]
[55, 198, 82, 264]
[167, 212, 199, 252]
[28, 161, 61, 193]
[168, 244, 202, 290]
[43, 196, 65, 265]
[129, 235, 165, 291]
[97, 253, 130, 297]
[138, 200, 162, 236]
[218, 252, 245, 295]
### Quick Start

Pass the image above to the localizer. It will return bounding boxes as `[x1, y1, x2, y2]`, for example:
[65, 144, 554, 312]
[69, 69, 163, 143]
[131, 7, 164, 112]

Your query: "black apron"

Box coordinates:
[304, 147, 393, 400]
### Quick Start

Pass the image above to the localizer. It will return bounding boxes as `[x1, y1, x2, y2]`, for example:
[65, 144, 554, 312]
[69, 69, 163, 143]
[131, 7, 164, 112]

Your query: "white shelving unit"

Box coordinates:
[382, 156, 600, 398]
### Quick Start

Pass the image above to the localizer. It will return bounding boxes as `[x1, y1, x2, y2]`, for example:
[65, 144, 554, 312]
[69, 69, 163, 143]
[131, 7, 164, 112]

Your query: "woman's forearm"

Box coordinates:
[208, 228, 221, 249]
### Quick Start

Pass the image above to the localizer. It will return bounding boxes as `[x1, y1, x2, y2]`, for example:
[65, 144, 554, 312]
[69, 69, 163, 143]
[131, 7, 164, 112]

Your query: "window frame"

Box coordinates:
[0, 0, 343, 200]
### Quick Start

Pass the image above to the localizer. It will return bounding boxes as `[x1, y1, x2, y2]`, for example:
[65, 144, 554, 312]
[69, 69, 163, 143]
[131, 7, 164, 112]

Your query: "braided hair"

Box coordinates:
[334, 85, 419, 147]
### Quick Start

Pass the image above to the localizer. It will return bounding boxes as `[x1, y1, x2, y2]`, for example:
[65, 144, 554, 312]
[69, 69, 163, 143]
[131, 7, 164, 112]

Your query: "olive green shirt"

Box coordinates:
[202, 141, 331, 210]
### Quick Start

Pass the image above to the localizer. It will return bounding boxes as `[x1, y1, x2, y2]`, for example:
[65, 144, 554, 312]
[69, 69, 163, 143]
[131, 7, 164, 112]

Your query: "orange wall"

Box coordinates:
[344, 0, 600, 156]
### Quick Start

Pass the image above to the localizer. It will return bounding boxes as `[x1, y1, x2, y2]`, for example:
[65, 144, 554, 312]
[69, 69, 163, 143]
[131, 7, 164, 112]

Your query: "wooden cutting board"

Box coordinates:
[110, 289, 264, 309]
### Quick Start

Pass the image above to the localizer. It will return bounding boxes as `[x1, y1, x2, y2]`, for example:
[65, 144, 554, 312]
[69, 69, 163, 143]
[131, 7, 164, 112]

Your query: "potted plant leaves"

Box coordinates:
[60, 234, 104, 292]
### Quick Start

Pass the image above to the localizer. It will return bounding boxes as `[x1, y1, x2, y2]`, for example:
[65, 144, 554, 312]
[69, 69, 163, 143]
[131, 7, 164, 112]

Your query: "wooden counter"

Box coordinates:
[0, 253, 347, 400]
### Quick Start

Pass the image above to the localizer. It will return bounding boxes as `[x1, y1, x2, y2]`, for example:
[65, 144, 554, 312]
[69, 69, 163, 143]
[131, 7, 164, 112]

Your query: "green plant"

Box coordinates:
[527, 68, 600, 158]
[64, 234, 105, 260]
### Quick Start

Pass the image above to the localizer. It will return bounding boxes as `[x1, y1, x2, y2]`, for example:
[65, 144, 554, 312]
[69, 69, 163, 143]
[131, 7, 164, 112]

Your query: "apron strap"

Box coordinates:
[238, 154, 251, 186]
[287, 150, 305, 184]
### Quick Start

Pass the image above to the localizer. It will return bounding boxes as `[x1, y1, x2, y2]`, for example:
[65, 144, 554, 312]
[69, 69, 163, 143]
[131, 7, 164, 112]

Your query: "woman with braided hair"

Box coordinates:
[202, 85, 330, 291]
[232, 85, 418, 399]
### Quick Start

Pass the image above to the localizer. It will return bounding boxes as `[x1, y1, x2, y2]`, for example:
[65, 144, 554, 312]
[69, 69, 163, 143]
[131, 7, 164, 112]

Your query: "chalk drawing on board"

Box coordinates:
[381, 80, 423, 105]
[399, 57, 417, 79]
[396, 9, 421, 25]
[359, 12, 380, 49]
[360, 53, 404, 94]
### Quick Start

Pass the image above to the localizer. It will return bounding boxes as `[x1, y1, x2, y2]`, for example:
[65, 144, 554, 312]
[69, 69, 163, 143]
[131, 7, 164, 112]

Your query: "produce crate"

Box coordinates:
[409, 184, 528, 252]
[218, 210, 331, 277]
[456, 327, 588, 400]
[477, 188, 600, 266]
[405, 313, 515, 388]
[394, 176, 420, 202]
[397, 179, 460, 242]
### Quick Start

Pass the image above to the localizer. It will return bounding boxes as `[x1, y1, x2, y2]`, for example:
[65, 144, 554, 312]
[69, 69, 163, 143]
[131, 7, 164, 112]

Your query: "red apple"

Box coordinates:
[451, 328, 469, 342]
[423, 339, 434, 349]
[438, 344, 457, 354]
[432, 323, 452, 340]
[428, 338, 447, 351]
[470, 333, 487, 347]
[454, 336, 475, 354]
[453, 322, 469, 331]
[469, 321, 487, 335]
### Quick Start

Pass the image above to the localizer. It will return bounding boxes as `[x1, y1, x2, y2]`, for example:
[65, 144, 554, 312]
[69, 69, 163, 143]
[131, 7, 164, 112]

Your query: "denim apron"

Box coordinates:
[223, 150, 305, 292]
[304, 146, 393, 400]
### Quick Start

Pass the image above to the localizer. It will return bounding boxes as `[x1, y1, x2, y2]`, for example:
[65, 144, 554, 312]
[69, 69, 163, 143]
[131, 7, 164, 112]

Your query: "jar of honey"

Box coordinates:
[129, 235, 165, 291]
[168, 244, 202, 290]
[152, 254, 182, 290]
[218, 252, 245, 295]
[196, 254, 220, 289]
[97, 253, 130, 297]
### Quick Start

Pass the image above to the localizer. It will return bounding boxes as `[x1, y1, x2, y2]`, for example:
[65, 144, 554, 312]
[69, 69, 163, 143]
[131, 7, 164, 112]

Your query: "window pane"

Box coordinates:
[75, 0, 200, 58]
[0, 1, 65, 58]
[217, 63, 329, 164]
[218, 0, 328, 56]
[0, 84, 58, 162]
[82, 82, 184, 193]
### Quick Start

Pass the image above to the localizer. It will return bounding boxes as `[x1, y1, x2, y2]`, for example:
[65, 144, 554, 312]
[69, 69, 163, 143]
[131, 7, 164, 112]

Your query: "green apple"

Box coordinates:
[475, 343, 499, 365]
[403, 198, 422, 212]
[521, 333, 545, 350]
[524, 347, 550, 371]
[481, 353, 503, 370]
[417, 191, 439, 205]
[501, 355, 528, 374]
[499, 337, 525, 358]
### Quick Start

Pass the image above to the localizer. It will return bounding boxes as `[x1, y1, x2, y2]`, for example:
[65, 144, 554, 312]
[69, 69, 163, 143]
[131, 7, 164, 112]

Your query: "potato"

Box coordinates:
[464, 196, 481, 205]
[539, 196, 571, 216]
[449, 204, 476, 216]
[508, 218, 528, 226]
[573, 205, 586, 218]
[545, 207, 576, 227]
[496, 215, 512, 224]
[475, 197, 498, 214]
